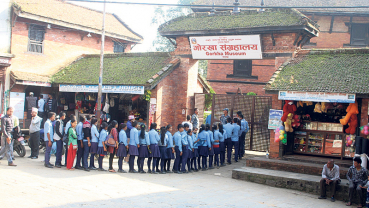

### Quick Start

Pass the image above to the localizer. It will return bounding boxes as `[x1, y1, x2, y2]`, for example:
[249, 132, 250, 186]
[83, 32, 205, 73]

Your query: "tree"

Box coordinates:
[151, 0, 195, 52]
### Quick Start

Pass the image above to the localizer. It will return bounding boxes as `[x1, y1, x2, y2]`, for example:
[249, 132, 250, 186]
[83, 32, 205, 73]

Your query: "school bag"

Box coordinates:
[105, 133, 116, 147]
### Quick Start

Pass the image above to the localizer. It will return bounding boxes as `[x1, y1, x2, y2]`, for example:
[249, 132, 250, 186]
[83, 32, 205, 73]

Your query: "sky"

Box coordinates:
[72, 0, 179, 52]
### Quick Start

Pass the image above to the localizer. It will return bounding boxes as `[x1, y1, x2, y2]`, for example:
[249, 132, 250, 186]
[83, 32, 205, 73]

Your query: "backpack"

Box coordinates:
[63, 127, 71, 145]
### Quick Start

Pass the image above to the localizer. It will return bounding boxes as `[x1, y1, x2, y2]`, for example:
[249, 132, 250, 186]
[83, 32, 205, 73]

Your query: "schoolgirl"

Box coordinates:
[213, 124, 222, 168]
[165, 125, 175, 173]
[148, 123, 161, 174]
[138, 124, 150, 173]
[186, 129, 194, 173]
[206, 124, 214, 169]
[97, 122, 108, 171]
[89, 118, 99, 170]
[217, 123, 227, 166]
[191, 127, 200, 172]
[198, 124, 210, 171]
[158, 127, 169, 174]
[66, 118, 78, 170]
[173, 124, 184, 174]
[228, 118, 240, 164]
[107, 120, 119, 172]
[128, 121, 140, 173]
[180, 124, 189, 173]
[117, 123, 128, 173]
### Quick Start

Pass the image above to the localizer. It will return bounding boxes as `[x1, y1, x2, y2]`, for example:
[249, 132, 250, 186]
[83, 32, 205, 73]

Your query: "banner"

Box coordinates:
[189, 35, 262, 60]
[59, 85, 144, 95]
[9, 92, 25, 119]
[268, 109, 283, 130]
[16, 80, 51, 87]
[278, 91, 356, 103]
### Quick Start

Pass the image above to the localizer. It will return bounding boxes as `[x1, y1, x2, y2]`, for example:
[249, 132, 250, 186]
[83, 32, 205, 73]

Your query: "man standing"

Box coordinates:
[75, 115, 84, 169]
[223, 117, 234, 165]
[205, 114, 212, 125]
[182, 115, 193, 131]
[346, 157, 368, 206]
[44, 112, 56, 168]
[38, 95, 45, 118]
[26, 92, 37, 120]
[45, 94, 57, 113]
[0, 107, 17, 166]
[191, 108, 199, 131]
[82, 115, 92, 172]
[54, 112, 66, 168]
[220, 108, 230, 125]
[28, 108, 42, 159]
[318, 160, 340, 202]
[237, 112, 249, 159]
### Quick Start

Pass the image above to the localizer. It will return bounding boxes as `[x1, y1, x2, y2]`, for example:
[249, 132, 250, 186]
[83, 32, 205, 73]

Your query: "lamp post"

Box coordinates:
[96, 0, 106, 125]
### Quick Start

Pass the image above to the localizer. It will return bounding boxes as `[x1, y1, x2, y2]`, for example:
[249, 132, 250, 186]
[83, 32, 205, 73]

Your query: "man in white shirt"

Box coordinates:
[319, 160, 340, 202]
[28, 108, 42, 159]
[38, 95, 45, 118]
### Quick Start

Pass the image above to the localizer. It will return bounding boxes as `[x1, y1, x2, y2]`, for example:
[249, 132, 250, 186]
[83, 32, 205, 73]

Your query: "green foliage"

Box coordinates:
[144, 90, 151, 101]
[198, 60, 208, 77]
[247, 92, 257, 96]
[205, 87, 215, 110]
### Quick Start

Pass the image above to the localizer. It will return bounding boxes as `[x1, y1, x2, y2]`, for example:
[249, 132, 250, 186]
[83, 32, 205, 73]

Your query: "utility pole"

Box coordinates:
[96, 0, 106, 125]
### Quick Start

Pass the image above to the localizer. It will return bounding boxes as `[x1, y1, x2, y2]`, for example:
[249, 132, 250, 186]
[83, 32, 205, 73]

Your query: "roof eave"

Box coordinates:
[147, 59, 181, 90]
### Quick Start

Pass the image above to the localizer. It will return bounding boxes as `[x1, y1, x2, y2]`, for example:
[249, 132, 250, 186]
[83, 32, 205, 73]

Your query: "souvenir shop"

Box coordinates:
[57, 85, 148, 125]
[276, 91, 366, 159]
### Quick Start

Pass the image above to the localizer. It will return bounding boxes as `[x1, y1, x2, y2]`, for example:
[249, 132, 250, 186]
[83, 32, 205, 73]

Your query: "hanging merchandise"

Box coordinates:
[103, 102, 110, 113]
[76, 93, 84, 101]
[340, 102, 359, 135]
[132, 95, 140, 101]
[89, 94, 96, 101]
[110, 98, 115, 107]
[60, 97, 66, 105]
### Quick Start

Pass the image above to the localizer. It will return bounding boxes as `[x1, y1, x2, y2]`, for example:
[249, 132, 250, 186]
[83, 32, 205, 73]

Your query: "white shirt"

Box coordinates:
[38, 99, 45, 112]
[182, 121, 193, 130]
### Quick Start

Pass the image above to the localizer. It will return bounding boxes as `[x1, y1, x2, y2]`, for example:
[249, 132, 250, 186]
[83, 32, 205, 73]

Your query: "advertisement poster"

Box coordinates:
[189, 35, 262, 60]
[10, 92, 25, 119]
[268, 109, 283, 130]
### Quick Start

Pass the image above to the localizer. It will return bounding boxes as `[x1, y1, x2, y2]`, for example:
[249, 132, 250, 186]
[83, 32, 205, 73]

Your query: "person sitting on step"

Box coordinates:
[318, 159, 340, 202]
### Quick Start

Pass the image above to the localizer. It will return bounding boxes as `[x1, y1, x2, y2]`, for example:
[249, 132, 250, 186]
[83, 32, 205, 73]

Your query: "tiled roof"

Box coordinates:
[52, 52, 180, 88]
[192, 0, 369, 13]
[13, 0, 142, 43]
[159, 9, 318, 35]
[12, 71, 50, 83]
[265, 49, 369, 94]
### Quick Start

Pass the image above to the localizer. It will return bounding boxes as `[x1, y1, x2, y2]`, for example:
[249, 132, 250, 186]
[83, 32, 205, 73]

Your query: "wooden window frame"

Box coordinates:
[350, 23, 369, 46]
[27, 24, 46, 54]
[113, 41, 127, 53]
[226, 60, 258, 79]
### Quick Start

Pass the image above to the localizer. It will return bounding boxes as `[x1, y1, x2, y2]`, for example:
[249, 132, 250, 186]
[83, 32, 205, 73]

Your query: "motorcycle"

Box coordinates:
[13, 126, 26, 157]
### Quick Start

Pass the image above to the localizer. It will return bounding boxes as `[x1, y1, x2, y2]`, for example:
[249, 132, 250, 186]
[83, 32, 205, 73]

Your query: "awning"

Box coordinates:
[278, 91, 356, 103]
[59, 84, 145, 95]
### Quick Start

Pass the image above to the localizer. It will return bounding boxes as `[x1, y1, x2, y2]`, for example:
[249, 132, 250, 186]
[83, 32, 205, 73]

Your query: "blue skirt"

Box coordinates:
[199, 146, 208, 157]
[116, 144, 127, 157]
[159, 146, 168, 159]
[97, 146, 107, 155]
[139, 145, 149, 158]
[193, 148, 199, 158]
[149, 144, 160, 158]
[209, 145, 214, 156]
[213, 146, 220, 155]
[166, 147, 175, 159]
[220, 142, 226, 152]
[128, 145, 139, 156]
[90, 142, 98, 154]
[187, 148, 194, 158]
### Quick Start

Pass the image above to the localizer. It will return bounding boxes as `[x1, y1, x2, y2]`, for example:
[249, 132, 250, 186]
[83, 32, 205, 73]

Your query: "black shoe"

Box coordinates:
[221, 164, 226, 167]
[12, 157, 15, 160]
[28, 156, 33, 158]
[202, 168, 206, 171]
[140, 170, 146, 174]
[45, 164, 53, 168]
[147, 170, 152, 174]
[31, 157, 38, 159]
[151, 171, 159, 174]
[89, 167, 97, 170]
[156, 169, 160, 172]
[194, 169, 199, 172]
[74, 166, 82, 170]
[129, 169, 138, 173]
[191, 168, 195, 171]
[182, 171, 189, 174]
[177, 171, 182, 174]
[84, 168, 90, 172]
[0, 157, 3, 160]
[235, 160, 239, 163]
[118, 169, 127, 173]
[160, 171, 166, 174]
[98, 168, 107, 171]
[209, 167, 215, 169]
[166, 170, 173, 173]
[227, 162, 232, 165]
[318, 196, 326, 199]
[55, 164, 62, 168]
[330, 197, 335, 202]
[49, 163, 54, 166]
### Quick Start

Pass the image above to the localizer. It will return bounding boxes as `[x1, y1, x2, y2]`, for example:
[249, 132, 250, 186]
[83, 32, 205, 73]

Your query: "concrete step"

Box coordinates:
[232, 167, 365, 205]
[282, 155, 353, 168]
[246, 157, 348, 179]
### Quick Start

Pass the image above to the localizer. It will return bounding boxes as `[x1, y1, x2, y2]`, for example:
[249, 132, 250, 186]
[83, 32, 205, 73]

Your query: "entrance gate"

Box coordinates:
[195, 93, 272, 152]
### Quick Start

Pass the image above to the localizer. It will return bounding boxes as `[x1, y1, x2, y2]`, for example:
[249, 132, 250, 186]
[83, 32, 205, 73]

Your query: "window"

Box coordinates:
[28, 24, 45, 53]
[113, 41, 127, 53]
[350, 24, 369, 46]
[233, 60, 253, 77]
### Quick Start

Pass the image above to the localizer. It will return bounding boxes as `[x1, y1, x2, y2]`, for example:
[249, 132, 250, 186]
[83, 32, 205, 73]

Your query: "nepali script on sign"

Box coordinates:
[189, 35, 262, 60]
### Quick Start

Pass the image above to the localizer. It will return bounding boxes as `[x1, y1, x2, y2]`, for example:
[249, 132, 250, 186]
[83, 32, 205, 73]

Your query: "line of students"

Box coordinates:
[43, 112, 247, 174]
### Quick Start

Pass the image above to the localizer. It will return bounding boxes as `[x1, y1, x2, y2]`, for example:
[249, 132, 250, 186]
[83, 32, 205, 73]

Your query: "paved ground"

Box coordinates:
[0, 147, 348, 208]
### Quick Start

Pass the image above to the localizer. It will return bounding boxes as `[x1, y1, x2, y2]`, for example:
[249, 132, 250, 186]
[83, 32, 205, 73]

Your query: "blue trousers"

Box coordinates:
[227, 140, 239, 163]
[82, 141, 90, 169]
[239, 132, 246, 159]
[75, 140, 83, 168]
[44, 141, 52, 165]
[129, 155, 135, 171]
[0, 136, 13, 163]
[181, 145, 188, 172]
[55, 140, 63, 166]
[174, 146, 181, 171]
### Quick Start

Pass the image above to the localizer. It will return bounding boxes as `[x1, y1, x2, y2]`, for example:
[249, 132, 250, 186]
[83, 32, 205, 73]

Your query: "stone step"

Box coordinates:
[282, 155, 353, 168]
[246, 157, 348, 179]
[232, 167, 365, 205]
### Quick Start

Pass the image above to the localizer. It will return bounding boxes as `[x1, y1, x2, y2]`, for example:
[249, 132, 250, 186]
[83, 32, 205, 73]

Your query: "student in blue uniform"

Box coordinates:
[180, 124, 190, 170]
[97, 122, 108, 171]
[180, 125, 189, 173]
[186, 129, 194, 173]
[198, 124, 210, 171]
[191, 127, 200, 172]
[213, 124, 223, 168]
[75, 116, 85, 169]
[117, 123, 128, 173]
[138, 124, 150, 173]
[223, 117, 234, 164]
[228, 118, 240, 164]
[82, 115, 92, 172]
[173, 124, 184, 174]
[206, 124, 214, 169]
[128, 121, 140, 173]
[158, 126, 169, 174]
[148, 123, 160, 174]
[165, 125, 175, 173]
[89, 118, 99, 170]
[238, 113, 249, 159]
[217, 123, 227, 166]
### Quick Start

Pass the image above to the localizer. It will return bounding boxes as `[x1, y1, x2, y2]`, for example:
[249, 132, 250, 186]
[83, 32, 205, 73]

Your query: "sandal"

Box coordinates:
[109, 169, 116, 173]
[346, 202, 352, 206]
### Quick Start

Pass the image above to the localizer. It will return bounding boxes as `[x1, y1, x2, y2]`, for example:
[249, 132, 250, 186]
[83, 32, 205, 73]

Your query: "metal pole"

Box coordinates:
[96, 0, 106, 126]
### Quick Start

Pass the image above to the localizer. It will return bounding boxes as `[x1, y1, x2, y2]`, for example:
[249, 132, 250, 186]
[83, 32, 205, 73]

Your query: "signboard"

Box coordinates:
[268, 109, 283, 130]
[16, 80, 51, 87]
[189, 35, 262, 60]
[278, 91, 356, 103]
[9, 92, 25, 119]
[59, 85, 145, 95]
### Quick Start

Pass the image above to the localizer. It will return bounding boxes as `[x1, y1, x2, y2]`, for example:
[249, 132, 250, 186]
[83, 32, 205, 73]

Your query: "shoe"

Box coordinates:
[188, 170, 193, 173]
[191, 168, 195, 171]
[147, 170, 152, 174]
[156, 169, 160, 172]
[166, 170, 173, 173]
[28, 156, 33, 158]
[31, 157, 38, 159]
[318, 196, 326, 199]
[173, 170, 178, 173]
[194, 169, 199, 172]
[98, 168, 107, 171]
[235, 160, 239, 163]
[49, 163, 54, 166]
[140, 170, 146, 174]
[182, 171, 189, 174]
[8, 162, 17, 167]
[129, 169, 138, 173]
[209, 167, 215, 169]
[217, 166, 220, 169]
[227, 162, 232, 165]
[75, 166, 82, 170]
[151, 171, 159, 174]
[84, 168, 90, 172]
[118, 169, 127, 173]
[0, 157, 3, 160]
[221, 164, 226, 167]
[330, 197, 335, 202]
[202, 168, 206, 171]
[55, 165, 62, 168]
[177, 171, 182, 174]
[89, 167, 97, 170]
[12, 157, 15, 160]
[45, 164, 53, 168]
[160, 171, 166, 174]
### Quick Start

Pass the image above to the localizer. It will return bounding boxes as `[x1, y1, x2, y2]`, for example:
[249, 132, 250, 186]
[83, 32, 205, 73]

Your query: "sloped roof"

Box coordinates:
[52, 52, 180, 89]
[13, 0, 143, 43]
[159, 9, 319, 36]
[12, 71, 50, 83]
[192, 0, 369, 14]
[265, 49, 369, 94]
